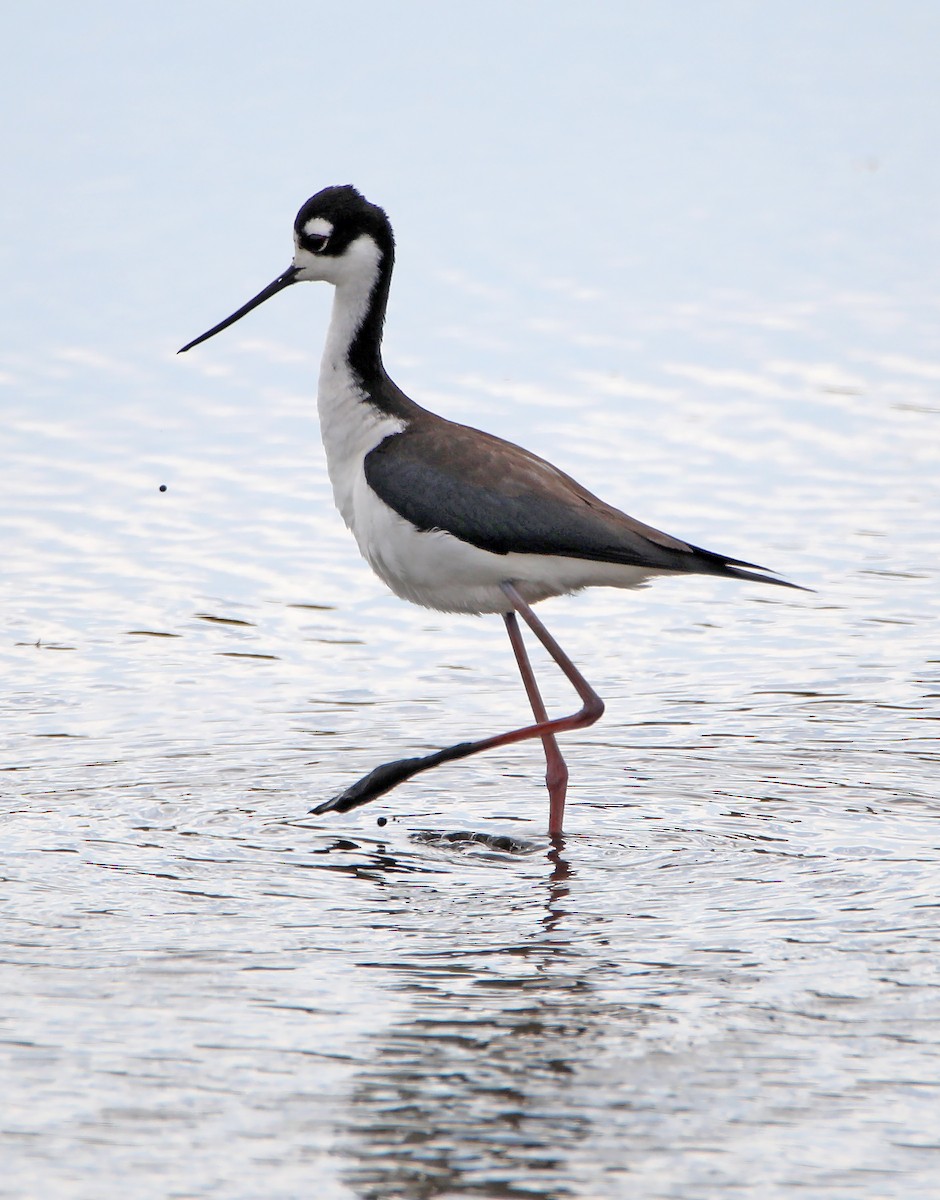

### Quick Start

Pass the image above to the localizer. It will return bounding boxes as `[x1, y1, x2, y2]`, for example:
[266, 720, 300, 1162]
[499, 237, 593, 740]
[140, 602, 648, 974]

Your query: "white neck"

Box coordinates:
[320, 235, 384, 373]
[315, 235, 402, 533]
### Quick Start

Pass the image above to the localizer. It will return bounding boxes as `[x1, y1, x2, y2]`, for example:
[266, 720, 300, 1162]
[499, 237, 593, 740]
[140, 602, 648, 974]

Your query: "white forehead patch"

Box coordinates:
[303, 216, 334, 239]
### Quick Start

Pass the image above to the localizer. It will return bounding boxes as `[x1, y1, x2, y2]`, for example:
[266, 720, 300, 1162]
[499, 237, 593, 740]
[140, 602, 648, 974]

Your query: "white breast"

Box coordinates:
[316, 361, 404, 533]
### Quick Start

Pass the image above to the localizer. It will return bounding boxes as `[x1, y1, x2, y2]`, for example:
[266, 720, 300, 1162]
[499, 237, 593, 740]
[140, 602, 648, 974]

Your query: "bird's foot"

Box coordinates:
[311, 742, 477, 815]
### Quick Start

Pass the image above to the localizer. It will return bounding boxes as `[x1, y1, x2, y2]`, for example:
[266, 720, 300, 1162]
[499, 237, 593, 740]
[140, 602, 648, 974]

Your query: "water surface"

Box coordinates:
[3, 6, 940, 1198]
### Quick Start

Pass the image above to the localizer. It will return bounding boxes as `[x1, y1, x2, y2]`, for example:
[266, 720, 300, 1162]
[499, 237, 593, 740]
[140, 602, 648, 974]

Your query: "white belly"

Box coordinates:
[351, 471, 655, 614]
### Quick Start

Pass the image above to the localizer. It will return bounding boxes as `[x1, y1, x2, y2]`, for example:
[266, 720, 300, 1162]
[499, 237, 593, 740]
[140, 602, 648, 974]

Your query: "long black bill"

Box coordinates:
[178, 265, 300, 353]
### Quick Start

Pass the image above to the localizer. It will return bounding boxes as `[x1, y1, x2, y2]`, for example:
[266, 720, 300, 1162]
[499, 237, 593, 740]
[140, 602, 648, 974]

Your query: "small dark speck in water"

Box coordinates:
[159, 483, 167, 492]
[377, 816, 387, 827]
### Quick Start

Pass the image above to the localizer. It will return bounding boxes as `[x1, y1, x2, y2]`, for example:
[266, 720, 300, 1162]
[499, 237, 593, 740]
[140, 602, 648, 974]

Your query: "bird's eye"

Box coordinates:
[302, 216, 334, 254]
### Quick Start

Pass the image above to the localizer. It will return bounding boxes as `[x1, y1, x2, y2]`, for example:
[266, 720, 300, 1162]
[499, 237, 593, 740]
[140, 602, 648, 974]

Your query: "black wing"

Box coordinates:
[363, 418, 798, 587]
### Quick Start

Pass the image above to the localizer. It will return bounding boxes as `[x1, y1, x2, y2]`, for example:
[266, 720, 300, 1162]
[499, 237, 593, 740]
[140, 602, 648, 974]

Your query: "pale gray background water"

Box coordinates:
[3, 4, 939, 1198]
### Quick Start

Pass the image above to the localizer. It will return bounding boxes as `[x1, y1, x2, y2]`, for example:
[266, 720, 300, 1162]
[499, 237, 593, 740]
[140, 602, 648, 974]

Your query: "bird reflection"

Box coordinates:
[325, 836, 602, 1200]
[543, 838, 573, 933]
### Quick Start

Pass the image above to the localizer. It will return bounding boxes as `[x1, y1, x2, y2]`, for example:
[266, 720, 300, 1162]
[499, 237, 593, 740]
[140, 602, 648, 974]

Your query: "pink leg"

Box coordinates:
[312, 582, 605, 835]
[503, 610, 568, 836]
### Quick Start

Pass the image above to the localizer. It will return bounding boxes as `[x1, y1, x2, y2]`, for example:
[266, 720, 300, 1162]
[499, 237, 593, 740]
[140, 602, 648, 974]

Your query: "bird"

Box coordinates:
[180, 185, 800, 836]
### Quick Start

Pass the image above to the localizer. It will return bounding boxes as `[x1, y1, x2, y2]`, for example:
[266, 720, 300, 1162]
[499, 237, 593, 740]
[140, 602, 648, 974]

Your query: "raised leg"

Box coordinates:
[503, 609, 568, 836]
[311, 582, 605, 833]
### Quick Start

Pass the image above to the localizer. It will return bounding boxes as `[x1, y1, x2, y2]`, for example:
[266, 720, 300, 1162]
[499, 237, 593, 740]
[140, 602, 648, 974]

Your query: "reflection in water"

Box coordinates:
[340, 843, 598, 1200]
[544, 840, 572, 934]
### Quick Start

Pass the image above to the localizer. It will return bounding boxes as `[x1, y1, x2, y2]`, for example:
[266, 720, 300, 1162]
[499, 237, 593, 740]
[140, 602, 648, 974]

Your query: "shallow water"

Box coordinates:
[4, 7, 940, 1198]
[4, 278, 939, 1198]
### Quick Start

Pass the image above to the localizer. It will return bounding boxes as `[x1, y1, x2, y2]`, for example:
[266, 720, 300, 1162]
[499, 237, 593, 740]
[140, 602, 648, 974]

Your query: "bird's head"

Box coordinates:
[179, 185, 393, 353]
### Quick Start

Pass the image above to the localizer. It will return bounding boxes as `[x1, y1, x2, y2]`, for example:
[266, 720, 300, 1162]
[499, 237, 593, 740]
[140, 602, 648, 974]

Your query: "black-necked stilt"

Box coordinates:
[180, 185, 800, 836]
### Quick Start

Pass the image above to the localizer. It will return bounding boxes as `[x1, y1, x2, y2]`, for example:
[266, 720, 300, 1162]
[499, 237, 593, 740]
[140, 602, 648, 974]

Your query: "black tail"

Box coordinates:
[690, 545, 811, 591]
